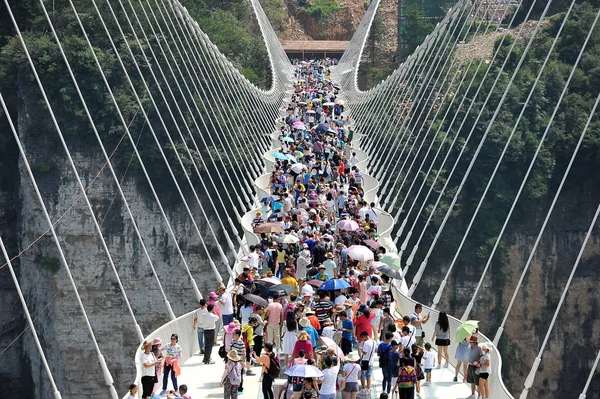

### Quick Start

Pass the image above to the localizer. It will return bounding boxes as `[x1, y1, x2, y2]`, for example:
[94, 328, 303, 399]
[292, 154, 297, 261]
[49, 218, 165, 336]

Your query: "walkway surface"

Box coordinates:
[174, 333, 473, 399]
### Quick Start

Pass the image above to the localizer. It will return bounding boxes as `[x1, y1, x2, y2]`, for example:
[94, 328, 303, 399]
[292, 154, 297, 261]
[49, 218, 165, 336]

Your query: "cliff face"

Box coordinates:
[0, 96, 225, 398]
[414, 188, 600, 397]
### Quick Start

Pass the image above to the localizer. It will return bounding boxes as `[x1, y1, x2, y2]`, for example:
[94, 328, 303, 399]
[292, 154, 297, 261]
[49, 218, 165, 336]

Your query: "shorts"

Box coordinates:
[467, 364, 480, 385]
[424, 368, 432, 373]
[435, 338, 451, 347]
[344, 382, 359, 392]
[479, 372, 489, 380]
[361, 366, 373, 379]
[320, 394, 336, 399]
[222, 314, 234, 326]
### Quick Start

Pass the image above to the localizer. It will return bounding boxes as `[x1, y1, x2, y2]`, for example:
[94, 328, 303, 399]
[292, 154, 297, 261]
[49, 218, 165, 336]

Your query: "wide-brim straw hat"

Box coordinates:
[303, 308, 315, 316]
[325, 252, 334, 258]
[343, 299, 353, 307]
[227, 349, 241, 362]
[346, 352, 360, 362]
[299, 317, 311, 327]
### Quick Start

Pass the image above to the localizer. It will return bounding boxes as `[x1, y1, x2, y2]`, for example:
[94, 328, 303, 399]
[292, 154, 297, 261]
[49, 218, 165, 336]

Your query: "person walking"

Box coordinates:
[255, 343, 279, 399]
[193, 299, 207, 355]
[358, 331, 377, 393]
[395, 357, 418, 399]
[265, 293, 283, 352]
[478, 343, 492, 399]
[466, 335, 484, 399]
[199, 303, 220, 364]
[431, 312, 451, 367]
[140, 340, 159, 399]
[410, 304, 430, 347]
[341, 352, 361, 399]
[160, 334, 182, 395]
[221, 350, 243, 399]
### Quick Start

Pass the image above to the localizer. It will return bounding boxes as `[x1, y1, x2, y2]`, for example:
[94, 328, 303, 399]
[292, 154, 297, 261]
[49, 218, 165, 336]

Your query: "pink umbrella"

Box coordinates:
[337, 219, 359, 231]
[347, 245, 374, 262]
[318, 336, 345, 361]
[293, 121, 306, 129]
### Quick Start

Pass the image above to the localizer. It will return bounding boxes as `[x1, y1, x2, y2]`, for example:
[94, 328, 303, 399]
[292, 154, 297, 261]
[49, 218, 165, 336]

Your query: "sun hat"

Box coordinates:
[369, 290, 379, 296]
[325, 252, 334, 259]
[343, 299, 353, 307]
[318, 265, 326, 270]
[299, 318, 311, 328]
[227, 349, 241, 362]
[346, 352, 360, 362]
[209, 291, 218, 299]
[303, 243, 309, 248]
[333, 305, 344, 313]
[225, 322, 240, 334]
[152, 337, 162, 346]
[303, 308, 315, 316]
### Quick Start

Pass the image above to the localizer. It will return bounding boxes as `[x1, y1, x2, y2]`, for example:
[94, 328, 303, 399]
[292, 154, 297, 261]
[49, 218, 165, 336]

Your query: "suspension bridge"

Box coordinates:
[0, 0, 599, 398]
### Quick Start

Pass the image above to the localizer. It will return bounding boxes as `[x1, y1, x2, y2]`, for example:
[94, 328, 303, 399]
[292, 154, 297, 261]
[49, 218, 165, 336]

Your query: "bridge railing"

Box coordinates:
[362, 173, 379, 204]
[125, 310, 199, 399]
[241, 208, 262, 248]
[390, 281, 513, 399]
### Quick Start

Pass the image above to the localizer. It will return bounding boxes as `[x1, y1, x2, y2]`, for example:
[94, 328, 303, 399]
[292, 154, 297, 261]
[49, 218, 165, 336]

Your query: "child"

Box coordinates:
[167, 384, 191, 399]
[422, 343, 435, 386]
[127, 384, 138, 399]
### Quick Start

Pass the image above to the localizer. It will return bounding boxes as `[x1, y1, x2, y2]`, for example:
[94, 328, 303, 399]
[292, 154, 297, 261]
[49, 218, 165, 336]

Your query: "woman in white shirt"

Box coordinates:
[478, 343, 492, 399]
[341, 352, 361, 399]
[140, 340, 159, 399]
[319, 356, 340, 399]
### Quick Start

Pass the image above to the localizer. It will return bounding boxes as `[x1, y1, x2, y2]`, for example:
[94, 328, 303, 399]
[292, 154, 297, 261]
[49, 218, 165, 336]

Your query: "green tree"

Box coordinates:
[399, 4, 435, 59]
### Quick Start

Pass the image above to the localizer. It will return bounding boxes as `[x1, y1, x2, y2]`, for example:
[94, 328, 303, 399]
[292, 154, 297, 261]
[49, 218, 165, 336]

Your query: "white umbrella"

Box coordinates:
[257, 277, 282, 286]
[306, 109, 316, 114]
[347, 245, 374, 262]
[282, 234, 300, 244]
[291, 163, 304, 174]
[323, 102, 335, 106]
[311, 98, 321, 103]
[284, 364, 324, 378]
[337, 219, 359, 231]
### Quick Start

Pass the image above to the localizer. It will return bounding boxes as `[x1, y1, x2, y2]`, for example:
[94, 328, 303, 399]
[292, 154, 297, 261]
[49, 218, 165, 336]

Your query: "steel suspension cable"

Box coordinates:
[519, 93, 600, 397]
[37, 0, 178, 320]
[492, 6, 600, 345]
[0, 234, 62, 398]
[402, 0, 538, 278]
[67, 0, 203, 300]
[435, 0, 578, 312]
[6, 0, 145, 342]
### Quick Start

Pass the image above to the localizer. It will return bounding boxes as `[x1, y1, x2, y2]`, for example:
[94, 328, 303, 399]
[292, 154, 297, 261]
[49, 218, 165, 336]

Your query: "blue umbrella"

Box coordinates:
[281, 136, 295, 142]
[287, 117, 299, 125]
[261, 195, 279, 203]
[315, 123, 329, 134]
[273, 152, 288, 160]
[334, 119, 344, 126]
[320, 278, 352, 291]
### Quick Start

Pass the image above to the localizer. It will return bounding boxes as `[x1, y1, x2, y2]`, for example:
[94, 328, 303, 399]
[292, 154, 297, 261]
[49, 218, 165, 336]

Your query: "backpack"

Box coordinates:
[267, 354, 280, 379]
[228, 363, 242, 386]
[378, 345, 390, 369]
[397, 366, 416, 388]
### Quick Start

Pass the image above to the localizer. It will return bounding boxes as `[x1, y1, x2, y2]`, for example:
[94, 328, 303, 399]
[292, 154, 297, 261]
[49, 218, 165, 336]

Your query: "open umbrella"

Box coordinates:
[294, 87, 302, 93]
[333, 119, 344, 126]
[254, 223, 284, 234]
[281, 136, 295, 142]
[291, 163, 304, 174]
[257, 277, 282, 286]
[347, 245, 374, 262]
[311, 98, 321, 103]
[297, 101, 307, 106]
[376, 265, 403, 279]
[286, 154, 297, 162]
[380, 252, 402, 271]
[317, 336, 345, 361]
[323, 102, 335, 106]
[337, 219, 359, 231]
[335, 99, 345, 105]
[362, 239, 380, 250]
[269, 284, 295, 296]
[272, 152, 288, 160]
[284, 364, 323, 378]
[282, 234, 300, 244]
[293, 121, 306, 129]
[456, 320, 480, 343]
[315, 123, 330, 134]
[244, 293, 269, 307]
[306, 109, 316, 114]
[307, 279, 324, 288]
[287, 117, 299, 125]
[368, 261, 387, 268]
[261, 195, 279, 203]
[320, 278, 351, 291]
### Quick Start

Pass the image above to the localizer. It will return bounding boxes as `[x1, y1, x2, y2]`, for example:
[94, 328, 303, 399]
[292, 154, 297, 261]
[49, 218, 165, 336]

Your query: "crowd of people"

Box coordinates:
[132, 59, 492, 399]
